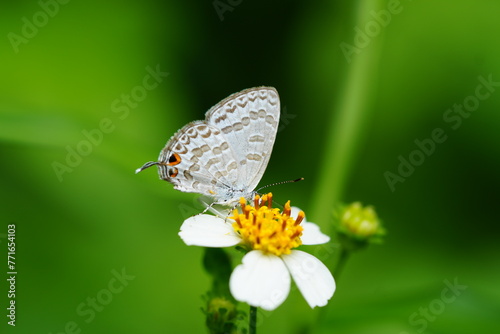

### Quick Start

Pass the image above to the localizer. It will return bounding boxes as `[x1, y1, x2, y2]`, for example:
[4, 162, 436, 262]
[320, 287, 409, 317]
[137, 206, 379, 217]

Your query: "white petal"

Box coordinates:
[178, 215, 241, 247]
[281, 250, 335, 308]
[301, 222, 330, 245]
[290, 206, 330, 245]
[230, 250, 291, 311]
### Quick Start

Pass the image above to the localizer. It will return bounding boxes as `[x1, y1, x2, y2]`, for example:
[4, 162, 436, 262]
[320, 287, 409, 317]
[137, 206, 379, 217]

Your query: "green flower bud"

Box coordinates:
[334, 202, 385, 249]
[205, 297, 238, 334]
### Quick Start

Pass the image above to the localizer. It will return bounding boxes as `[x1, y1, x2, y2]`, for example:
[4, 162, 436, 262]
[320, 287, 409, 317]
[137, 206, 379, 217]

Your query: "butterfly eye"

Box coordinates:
[168, 153, 181, 166]
[168, 167, 178, 178]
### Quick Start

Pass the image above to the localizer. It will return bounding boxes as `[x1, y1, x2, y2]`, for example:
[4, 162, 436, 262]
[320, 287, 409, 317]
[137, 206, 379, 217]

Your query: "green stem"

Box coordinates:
[310, 0, 386, 229]
[314, 244, 351, 328]
[308, 1, 386, 332]
[249, 306, 257, 334]
[333, 245, 350, 278]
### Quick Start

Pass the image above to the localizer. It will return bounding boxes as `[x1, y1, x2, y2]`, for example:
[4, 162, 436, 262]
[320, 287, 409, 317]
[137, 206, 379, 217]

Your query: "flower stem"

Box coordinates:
[307, 1, 386, 332]
[310, 0, 385, 229]
[249, 306, 257, 334]
[314, 244, 350, 327]
[333, 245, 350, 278]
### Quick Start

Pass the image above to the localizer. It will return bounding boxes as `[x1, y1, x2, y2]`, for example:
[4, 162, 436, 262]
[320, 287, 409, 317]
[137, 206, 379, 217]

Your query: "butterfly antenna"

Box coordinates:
[135, 161, 159, 174]
[256, 177, 304, 192]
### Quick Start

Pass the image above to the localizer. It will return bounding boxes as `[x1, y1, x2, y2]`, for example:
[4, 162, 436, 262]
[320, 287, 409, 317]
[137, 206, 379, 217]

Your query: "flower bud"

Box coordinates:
[334, 202, 385, 249]
[205, 297, 238, 334]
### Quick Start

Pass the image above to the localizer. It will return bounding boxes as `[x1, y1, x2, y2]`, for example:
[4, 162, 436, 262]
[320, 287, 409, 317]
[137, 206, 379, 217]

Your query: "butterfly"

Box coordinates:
[136, 87, 280, 206]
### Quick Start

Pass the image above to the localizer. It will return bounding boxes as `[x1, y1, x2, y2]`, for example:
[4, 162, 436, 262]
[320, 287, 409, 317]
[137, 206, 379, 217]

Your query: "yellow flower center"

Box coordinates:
[231, 193, 304, 257]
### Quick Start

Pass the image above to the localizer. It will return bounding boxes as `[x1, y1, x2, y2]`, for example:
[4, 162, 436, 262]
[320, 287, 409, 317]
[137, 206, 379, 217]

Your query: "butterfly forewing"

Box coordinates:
[206, 87, 280, 193]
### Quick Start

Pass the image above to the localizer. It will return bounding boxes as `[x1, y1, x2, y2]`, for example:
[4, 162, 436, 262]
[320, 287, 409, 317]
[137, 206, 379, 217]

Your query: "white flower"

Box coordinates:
[179, 194, 336, 311]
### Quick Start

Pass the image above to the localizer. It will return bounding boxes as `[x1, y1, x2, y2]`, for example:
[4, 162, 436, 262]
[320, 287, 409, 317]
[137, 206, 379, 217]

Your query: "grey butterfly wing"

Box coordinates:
[205, 87, 280, 193]
[142, 87, 280, 204]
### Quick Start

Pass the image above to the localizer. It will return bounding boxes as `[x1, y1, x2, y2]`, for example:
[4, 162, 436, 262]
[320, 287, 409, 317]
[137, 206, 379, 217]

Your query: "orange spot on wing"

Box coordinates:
[168, 153, 181, 166]
[168, 167, 178, 178]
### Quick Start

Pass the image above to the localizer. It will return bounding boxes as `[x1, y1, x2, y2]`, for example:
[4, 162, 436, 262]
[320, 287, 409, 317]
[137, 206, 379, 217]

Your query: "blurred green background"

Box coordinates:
[1, 0, 499, 333]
